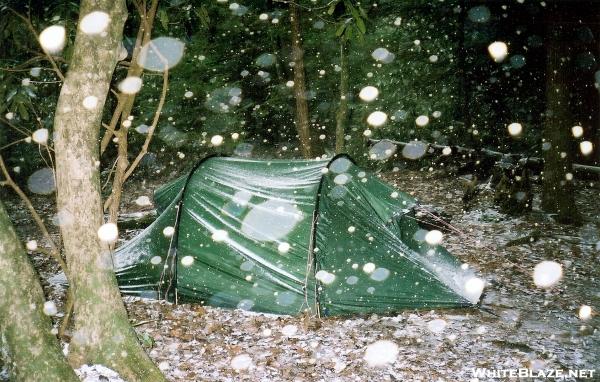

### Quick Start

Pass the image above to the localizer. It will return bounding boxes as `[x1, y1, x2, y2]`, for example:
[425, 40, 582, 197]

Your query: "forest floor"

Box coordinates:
[3, 162, 600, 382]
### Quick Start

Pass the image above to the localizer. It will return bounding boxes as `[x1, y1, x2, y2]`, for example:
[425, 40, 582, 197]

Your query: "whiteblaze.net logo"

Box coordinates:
[470, 368, 596, 379]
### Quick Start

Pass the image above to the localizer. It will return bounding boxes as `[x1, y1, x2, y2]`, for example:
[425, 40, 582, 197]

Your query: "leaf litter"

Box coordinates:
[3, 167, 598, 381]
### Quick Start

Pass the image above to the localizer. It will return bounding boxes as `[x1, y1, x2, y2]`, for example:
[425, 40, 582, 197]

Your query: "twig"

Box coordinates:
[102, 0, 160, 218]
[107, 128, 129, 223]
[5, 7, 65, 81]
[102, 157, 119, 190]
[0, 154, 66, 272]
[0, 116, 32, 137]
[100, 98, 125, 154]
[0, 67, 39, 73]
[29, 105, 45, 130]
[0, 138, 28, 151]
[28, 80, 62, 84]
[131, 319, 158, 327]
[273, 0, 338, 11]
[99, 0, 158, 155]
[123, 68, 168, 182]
[0, 56, 46, 72]
[37, 144, 53, 172]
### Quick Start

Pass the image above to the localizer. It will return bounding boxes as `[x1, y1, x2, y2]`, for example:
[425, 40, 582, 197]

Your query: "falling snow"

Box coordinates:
[2, 1, 599, 380]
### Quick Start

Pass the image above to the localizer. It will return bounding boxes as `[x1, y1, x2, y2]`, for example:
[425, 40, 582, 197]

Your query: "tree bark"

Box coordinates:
[100, 0, 159, 154]
[105, 0, 159, 224]
[457, 0, 471, 139]
[52, 1, 165, 381]
[541, 10, 580, 224]
[289, 3, 312, 158]
[335, 41, 349, 154]
[0, 201, 78, 382]
[108, 127, 128, 224]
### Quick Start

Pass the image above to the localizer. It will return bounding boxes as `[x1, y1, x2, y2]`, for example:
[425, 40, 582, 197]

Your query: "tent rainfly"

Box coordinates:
[115, 155, 483, 316]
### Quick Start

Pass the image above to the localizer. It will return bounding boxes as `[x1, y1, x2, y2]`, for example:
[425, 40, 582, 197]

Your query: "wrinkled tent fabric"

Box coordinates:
[115, 155, 480, 316]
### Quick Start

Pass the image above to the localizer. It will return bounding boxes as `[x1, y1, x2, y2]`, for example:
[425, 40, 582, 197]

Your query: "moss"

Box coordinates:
[0, 202, 79, 382]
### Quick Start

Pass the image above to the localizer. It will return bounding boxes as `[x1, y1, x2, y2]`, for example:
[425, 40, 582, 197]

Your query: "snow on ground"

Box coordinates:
[124, 292, 596, 381]
[120, 169, 598, 382]
[75, 364, 125, 382]
[4, 167, 599, 381]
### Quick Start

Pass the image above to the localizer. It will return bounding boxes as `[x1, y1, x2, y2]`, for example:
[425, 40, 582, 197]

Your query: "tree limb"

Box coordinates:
[6, 7, 65, 81]
[123, 68, 168, 182]
[100, 0, 159, 155]
[103, 0, 160, 217]
[0, 154, 67, 273]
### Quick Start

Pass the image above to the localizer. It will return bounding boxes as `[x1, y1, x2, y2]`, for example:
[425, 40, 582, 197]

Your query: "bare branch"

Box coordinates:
[100, 98, 125, 154]
[273, 0, 339, 11]
[0, 52, 46, 72]
[107, 128, 129, 223]
[103, 0, 161, 217]
[100, 0, 159, 155]
[0, 138, 29, 151]
[0, 154, 67, 274]
[5, 7, 65, 81]
[0, 116, 33, 138]
[123, 68, 168, 182]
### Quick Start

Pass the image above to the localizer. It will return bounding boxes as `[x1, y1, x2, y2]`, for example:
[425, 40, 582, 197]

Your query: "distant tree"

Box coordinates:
[52, 0, 165, 380]
[328, 0, 367, 153]
[289, 3, 313, 158]
[541, 7, 580, 224]
[0, 201, 78, 382]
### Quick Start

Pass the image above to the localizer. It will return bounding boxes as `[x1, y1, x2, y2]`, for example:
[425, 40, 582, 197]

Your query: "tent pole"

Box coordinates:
[309, 153, 358, 318]
[165, 153, 226, 303]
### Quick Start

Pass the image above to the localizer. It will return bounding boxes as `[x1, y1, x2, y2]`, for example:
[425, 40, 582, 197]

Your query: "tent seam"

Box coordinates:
[308, 153, 357, 317]
[165, 153, 229, 303]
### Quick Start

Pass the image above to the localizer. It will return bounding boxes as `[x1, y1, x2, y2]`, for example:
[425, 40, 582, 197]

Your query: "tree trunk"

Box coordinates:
[0, 201, 78, 382]
[105, 0, 159, 224]
[335, 41, 349, 154]
[52, 1, 165, 381]
[289, 3, 312, 158]
[100, 0, 159, 154]
[108, 127, 128, 224]
[541, 9, 580, 224]
[457, 0, 471, 140]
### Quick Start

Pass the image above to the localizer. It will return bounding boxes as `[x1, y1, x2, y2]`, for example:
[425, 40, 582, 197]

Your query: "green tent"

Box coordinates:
[115, 155, 481, 316]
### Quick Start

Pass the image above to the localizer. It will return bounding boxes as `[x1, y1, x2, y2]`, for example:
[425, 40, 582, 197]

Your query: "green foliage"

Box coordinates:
[329, 0, 367, 42]
[0, 1, 78, 176]
[0, 0, 567, 178]
[138, 332, 155, 349]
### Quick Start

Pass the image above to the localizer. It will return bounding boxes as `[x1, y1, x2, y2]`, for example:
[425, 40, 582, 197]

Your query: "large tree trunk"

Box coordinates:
[335, 41, 349, 154]
[0, 201, 78, 382]
[541, 9, 580, 224]
[53, 1, 165, 381]
[289, 3, 312, 158]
